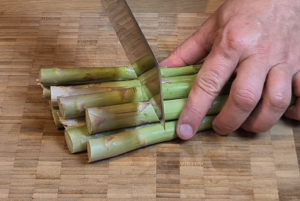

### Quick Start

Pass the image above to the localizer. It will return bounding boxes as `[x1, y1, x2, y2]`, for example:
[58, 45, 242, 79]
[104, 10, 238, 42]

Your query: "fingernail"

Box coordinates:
[179, 124, 194, 139]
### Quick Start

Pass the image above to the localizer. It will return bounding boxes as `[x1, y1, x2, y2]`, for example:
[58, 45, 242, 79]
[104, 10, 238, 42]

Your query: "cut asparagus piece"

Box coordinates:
[86, 102, 160, 134]
[58, 87, 148, 119]
[39, 67, 138, 86]
[65, 124, 154, 153]
[59, 115, 86, 128]
[87, 116, 215, 162]
[86, 95, 228, 134]
[43, 87, 51, 99]
[50, 80, 141, 107]
[65, 126, 125, 153]
[49, 101, 64, 129]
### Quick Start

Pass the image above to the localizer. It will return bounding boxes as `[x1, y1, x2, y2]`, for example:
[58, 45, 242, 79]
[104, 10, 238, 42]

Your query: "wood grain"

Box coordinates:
[0, 0, 300, 200]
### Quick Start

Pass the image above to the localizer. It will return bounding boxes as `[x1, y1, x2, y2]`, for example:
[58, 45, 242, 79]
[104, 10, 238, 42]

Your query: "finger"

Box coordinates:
[160, 16, 216, 67]
[284, 99, 300, 120]
[212, 56, 268, 135]
[176, 42, 240, 140]
[284, 71, 300, 120]
[242, 66, 292, 132]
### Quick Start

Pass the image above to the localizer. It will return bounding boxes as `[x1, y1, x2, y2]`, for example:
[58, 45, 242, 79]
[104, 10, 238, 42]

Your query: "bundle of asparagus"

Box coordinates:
[38, 63, 297, 163]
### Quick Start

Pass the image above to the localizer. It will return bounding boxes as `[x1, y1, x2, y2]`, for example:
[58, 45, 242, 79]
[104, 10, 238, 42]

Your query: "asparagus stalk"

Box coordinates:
[65, 124, 153, 153]
[39, 67, 138, 87]
[39, 64, 203, 87]
[87, 115, 215, 162]
[86, 95, 228, 134]
[58, 87, 148, 119]
[131, 53, 203, 76]
[86, 102, 160, 134]
[139, 67, 196, 98]
[50, 80, 141, 107]
[160, 64, 202, 77]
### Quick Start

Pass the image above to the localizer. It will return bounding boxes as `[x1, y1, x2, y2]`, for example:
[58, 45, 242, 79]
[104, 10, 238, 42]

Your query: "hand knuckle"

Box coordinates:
[226, 33, 244, 52]
[195, 70, 222, 97]
[218, 28, 245, 51]
[268, 93, 290, 112]
[232, 88, 257, 111]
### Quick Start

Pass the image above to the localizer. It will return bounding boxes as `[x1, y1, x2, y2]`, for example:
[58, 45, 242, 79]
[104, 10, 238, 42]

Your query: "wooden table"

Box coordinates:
[0, 0, 299, 200]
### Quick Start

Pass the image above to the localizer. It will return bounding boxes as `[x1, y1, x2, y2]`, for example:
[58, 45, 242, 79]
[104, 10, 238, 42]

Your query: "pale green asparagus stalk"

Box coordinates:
[87, 116, 215, 162]
[65, 124, 153, 153]
[39, 63, 203, 87]
[86, 95, 228, 134]
[39, 67, 138, 87]
[139, 66, 196, 98]
[86, 102, 160, 134]
[50, 80, 141, 107]
[58, 87, 148, 119]
[58, 79, 232, 119]
[131, 53, 202, 76]
[160, 64, 202, 77]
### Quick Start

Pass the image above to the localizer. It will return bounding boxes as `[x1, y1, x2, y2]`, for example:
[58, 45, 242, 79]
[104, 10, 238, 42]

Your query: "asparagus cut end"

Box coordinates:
[43, 87, 51, 99]
[87, 141, 92, 162]
[85, 109, 106, 134]
[65, 130, 75, 153]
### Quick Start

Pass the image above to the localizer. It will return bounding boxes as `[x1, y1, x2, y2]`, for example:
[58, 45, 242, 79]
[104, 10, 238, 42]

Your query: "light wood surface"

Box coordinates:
[0, 0, 300, 200]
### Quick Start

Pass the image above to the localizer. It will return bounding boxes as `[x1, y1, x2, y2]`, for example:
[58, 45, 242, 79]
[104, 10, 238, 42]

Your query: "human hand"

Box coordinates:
[160, 0, 300, 139]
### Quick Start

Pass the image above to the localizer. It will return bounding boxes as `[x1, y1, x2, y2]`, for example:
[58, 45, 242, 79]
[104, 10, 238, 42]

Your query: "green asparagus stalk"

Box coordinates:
[132, 54, 156, 76]
[58, 87, 148, 119]
[86, 95, 228, 134]
[50, 80, 141, 107]
[139, 67, 196, 98]
[139, 69, 231, 100]
[39, 67, 138, 87]
[39, 64, 203, 87]
[86, 102, 160, 134]
[65, 124, 153, 153]
[87, 115, 215, 162]
[152, 95, 228, 119]
[160, 64, 202, 77]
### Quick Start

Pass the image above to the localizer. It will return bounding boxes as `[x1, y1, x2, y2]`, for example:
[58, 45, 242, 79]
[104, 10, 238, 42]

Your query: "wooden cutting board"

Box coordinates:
[0, 0, 300, 200]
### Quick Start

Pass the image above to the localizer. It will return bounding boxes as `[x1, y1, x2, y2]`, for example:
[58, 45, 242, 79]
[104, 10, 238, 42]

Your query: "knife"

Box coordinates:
[101, 0, 165, 128]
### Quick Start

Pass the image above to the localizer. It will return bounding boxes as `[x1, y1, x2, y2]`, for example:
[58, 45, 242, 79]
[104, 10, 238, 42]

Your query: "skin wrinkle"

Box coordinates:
[232, 88, 257, 112]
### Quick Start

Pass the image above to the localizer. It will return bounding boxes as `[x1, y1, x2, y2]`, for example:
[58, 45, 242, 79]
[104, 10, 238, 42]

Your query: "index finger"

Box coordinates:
[176, 44, 240, 140]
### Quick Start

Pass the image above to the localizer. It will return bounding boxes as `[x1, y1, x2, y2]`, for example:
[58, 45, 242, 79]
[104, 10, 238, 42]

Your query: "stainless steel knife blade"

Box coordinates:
[101, 0, 165, 128]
